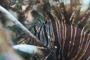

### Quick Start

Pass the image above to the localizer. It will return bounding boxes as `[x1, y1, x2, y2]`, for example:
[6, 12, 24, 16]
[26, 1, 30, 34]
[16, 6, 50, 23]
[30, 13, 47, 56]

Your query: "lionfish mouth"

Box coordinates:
[0, 0, 90, 60]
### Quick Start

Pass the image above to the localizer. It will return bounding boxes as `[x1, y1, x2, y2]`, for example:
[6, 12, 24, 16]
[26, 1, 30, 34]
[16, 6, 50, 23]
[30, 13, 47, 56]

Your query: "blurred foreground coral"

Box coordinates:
[0, 22, 24, 60]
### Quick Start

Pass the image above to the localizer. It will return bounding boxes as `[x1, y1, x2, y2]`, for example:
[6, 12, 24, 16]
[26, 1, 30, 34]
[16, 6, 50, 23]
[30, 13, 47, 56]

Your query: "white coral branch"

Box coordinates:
[13, 44, 45, 56]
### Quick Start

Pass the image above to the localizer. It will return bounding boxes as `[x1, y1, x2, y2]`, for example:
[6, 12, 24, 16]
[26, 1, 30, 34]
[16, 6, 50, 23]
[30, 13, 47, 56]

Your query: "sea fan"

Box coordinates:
[0, 0, 90, 60]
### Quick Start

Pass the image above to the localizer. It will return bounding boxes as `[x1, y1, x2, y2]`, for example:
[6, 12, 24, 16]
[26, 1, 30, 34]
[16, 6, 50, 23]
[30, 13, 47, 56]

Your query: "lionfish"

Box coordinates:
[0, 0, 90, 60]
